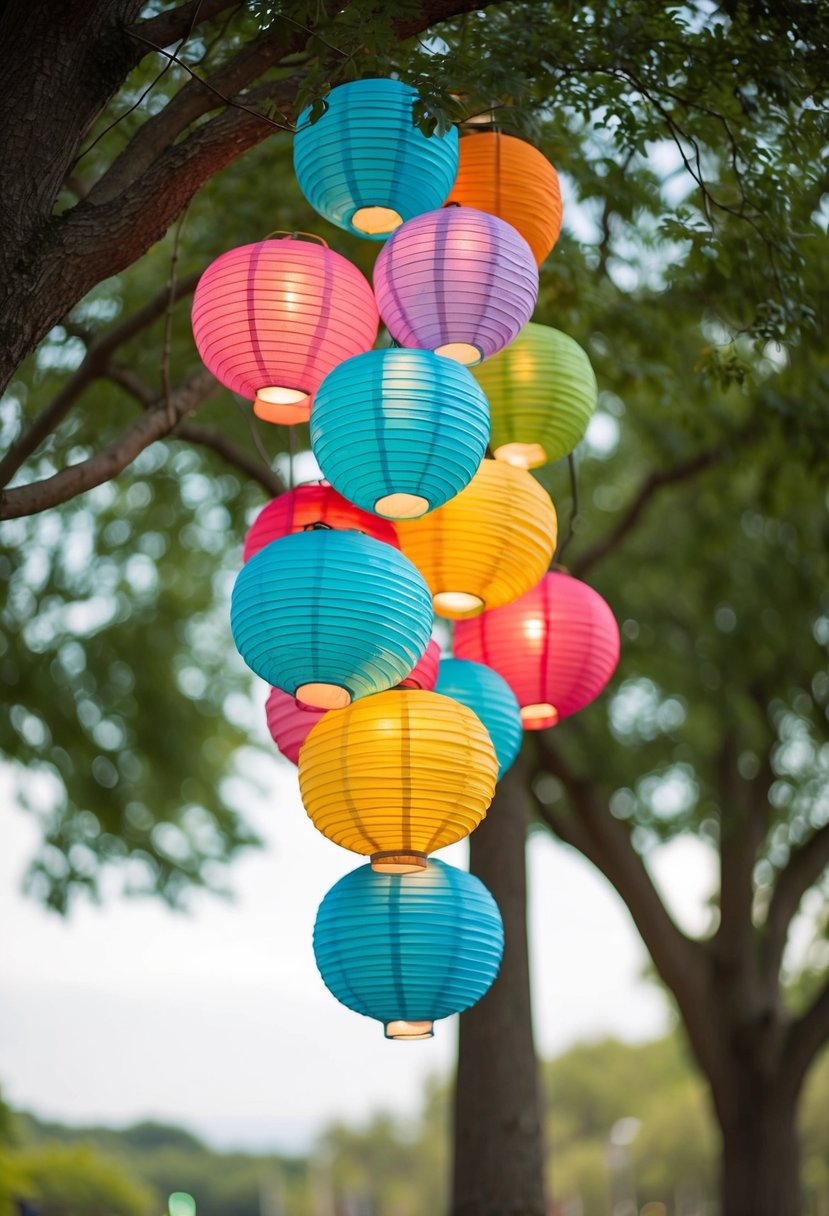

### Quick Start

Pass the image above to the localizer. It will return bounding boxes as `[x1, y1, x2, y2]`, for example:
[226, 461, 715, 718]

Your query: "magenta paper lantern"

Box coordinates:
[191, 236, 379, 424]
[373, 207, 539, 366]
[243, 483, 399, 564]
[265, 638, 441, 765]
[453, 571, 620, 729]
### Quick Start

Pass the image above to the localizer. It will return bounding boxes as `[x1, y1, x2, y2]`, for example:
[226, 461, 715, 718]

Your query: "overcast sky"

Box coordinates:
[0, 750, 716, 1155]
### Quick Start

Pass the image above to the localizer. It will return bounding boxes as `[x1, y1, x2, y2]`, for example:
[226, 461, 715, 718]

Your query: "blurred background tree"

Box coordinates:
[1, 3, 828, 1215]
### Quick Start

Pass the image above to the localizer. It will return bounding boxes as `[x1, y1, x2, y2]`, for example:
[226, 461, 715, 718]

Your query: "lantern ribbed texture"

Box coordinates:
[191, 238, 378, 424]
[265, 687, 325, 765]
[299, 689, 498, 868]
[471, 323, 597, 469]
[231, 529, 433, 707]
[395, 459, 557, 619]
[446, 132, 563, 265]
[373, 207, 539, 365]
[434, 658, 523, 779]
[265, 640, 441, 766]
[313, 858, 504, 1038]
[310, 349, 490, 519]
[453, 571, 620, 729]
[243, 483, 399, 563]
[293, 79, 459, 240]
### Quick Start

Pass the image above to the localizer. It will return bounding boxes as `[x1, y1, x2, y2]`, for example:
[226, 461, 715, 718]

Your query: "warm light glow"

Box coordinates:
[352, 205, 404, 234]
[385, 1020, 434, 1040]
[520, 702, 559, 728]
[433, 590, 485, 617]
[494, 441, 548, 469]
[374, 491, 430, 519]
[371, 851, 428, 875]
[523, 616, 546, 642]
[296, 682, 352, 710]
[435, 341, 482, 365]
[254, 388, 310, 425]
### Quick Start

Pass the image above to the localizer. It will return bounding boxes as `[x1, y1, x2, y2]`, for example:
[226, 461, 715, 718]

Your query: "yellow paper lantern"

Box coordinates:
[445, 132, 563, 265]
[298, 690, 498, 872]
[395, 459, 557, 619]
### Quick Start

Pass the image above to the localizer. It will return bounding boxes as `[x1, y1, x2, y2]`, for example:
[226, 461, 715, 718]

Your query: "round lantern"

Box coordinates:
[472, 323, 597, 469]
[299, 689, 498, 872]
[313, 858, 504, 1039]
[243, 483, 399, 563]
[293, 79, 459, 239]
[191, 235, 378, 424]
[434, 658, 523, 779]
[454, 571, 620, 729]
[231, 529, 433, 709]
[395, 459, 557, 619]
[311, 349, 490, 519]
[446, 132, 563, 265]
[265, 639, 441, 765]
[373, 207, 538, 366]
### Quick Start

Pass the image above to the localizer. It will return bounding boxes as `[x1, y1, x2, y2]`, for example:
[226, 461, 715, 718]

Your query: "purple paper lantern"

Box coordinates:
[373, 207, 539, 366]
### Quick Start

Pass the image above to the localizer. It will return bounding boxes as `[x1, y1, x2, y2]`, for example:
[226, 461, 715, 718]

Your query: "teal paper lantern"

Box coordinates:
[434, 657, 523, 779]
[293, 79, 459, 240]
[311, 349, 490, 519]
[230, 529, 433, 709]
[313, 859, 504, 1039]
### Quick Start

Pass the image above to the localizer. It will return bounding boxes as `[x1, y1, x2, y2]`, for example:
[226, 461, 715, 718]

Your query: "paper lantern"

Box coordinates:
[311, 349, 490, 519]
[454, 571, 620, 728]
[313, 858, 504, 1038]
[472, 323, 597, 469]
[446, 132, 562, 265]
[434, 658, 522, 779]
[243, 483, 399, 563]
[396, 459, 557, 619]
[299, 689, 498, 871]
[293, 79, 459, 239]
[373, 207, 538, 366]
[231, 529, 432, 709]
[191, 236, 378, 424]
[265, 639, 441, 766]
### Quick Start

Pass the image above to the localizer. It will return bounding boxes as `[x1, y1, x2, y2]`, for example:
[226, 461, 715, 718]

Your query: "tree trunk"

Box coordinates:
[718, 1076, 802, 1216]
[451, 758, 547, 1216]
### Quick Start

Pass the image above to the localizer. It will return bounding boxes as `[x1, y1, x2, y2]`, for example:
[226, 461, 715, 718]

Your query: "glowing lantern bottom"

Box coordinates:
[313, 859, 504, 1039]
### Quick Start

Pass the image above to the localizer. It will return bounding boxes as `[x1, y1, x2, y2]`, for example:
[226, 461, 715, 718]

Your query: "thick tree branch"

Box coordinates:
[716, 729, 770, 969]
[764, 821, 829, 980]
[786, 974, 829, 1094]
[128, 0, 241, 50]
[0, 273, 199, 488]
[0, 370, 217, 519]
[175, 422, 284, 496]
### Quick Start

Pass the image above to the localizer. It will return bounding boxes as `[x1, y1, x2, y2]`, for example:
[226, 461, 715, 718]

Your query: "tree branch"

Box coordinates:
[128, 0, 241, 50]
[0, 370, 217, 519]
[715, 728, 770, 968]
[175, 421, 284, 496]
[572, 445, 724, 576]
[764, 821, 829, 980]
[0, 272, 200, 488]
[786, 974, 829, 1095]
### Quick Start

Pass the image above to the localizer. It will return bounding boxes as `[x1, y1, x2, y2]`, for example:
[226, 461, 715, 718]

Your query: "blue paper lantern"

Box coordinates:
[293, 79, 459, 240]
[311, 349, 490, 520]
[435, 657, 523, 779]
[230, 529, 433, 709]
[313, 859, 504, 1039]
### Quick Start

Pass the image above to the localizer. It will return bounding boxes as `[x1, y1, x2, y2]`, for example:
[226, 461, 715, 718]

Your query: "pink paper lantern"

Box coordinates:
[372, 207, 538, 366]
[192, 236, 379, 424]
[453, 571, 619, 729]
[265, 639, 442, 765]
[243, 483, 399, 564]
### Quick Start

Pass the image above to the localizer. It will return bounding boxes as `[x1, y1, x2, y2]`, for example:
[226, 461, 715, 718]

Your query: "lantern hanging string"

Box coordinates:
[288, 425, 296, 491]
[554, 453, 580, 563]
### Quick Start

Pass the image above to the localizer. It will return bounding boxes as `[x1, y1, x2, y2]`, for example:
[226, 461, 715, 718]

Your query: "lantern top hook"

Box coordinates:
[263, 230, 329, 247]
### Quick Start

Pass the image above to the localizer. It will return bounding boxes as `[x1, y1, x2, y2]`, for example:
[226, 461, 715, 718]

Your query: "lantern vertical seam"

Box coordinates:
[400, 693, 413, 851]
[434, 209, 451, 347]
[246, 241, 271, 393]
[298, 247, 335, 392]
[388, 880, 409, 1018]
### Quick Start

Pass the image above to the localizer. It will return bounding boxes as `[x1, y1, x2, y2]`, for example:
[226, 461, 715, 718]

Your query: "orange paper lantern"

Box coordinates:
[446, 132, 563, 266]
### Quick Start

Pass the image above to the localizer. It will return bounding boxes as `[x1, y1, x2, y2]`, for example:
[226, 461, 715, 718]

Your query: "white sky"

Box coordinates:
[0, 756, 716, 1154]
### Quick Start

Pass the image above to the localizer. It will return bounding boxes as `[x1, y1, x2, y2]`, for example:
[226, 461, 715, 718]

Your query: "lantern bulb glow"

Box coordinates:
[370, 850, 428, 875]
[520, 702, 558, 728]
[385, 1020, 434, 1040]
[494, 441, 547, 468]
[434, 342, 483, 365]
[296, 682, 352, 711]
[433, 591, 486, 617]
[352, 205, 404, 234]
[374, 492, 430, 519]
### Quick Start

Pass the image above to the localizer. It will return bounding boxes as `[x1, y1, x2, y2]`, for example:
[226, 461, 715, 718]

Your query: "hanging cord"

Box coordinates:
[161, 201, 191, 411]
[288, 426, 297, 491]
[554, 453, 580, 563]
